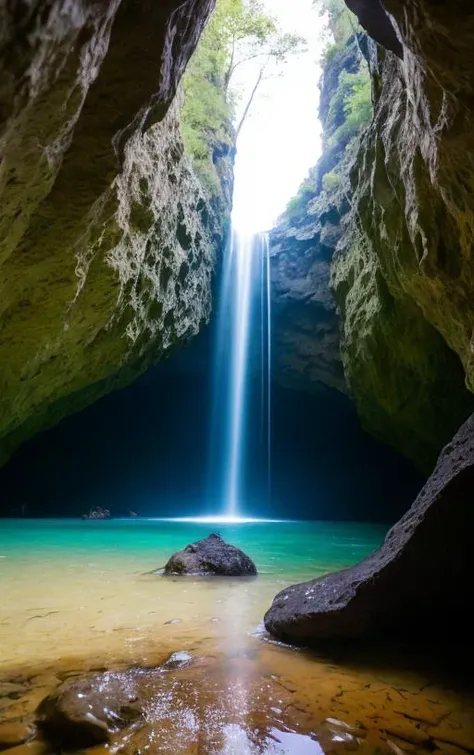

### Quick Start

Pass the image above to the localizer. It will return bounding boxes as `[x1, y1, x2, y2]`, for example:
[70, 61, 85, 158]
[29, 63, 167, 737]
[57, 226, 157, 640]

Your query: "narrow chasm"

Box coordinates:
[1, 1, 474, 753]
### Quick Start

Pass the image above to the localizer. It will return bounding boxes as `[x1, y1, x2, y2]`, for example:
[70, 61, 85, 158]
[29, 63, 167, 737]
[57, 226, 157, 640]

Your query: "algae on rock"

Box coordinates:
[0, 0, 231, 464]
[333, 8, 474, 470]
[270, 21, 371, 395]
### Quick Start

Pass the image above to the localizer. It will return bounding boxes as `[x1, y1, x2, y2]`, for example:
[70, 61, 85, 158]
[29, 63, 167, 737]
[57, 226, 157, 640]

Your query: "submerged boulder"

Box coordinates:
[264, 412, 474, 644]
[36, 671, 143, 748]
[163, 533, 257, 576]
[36, 653, 194, 749]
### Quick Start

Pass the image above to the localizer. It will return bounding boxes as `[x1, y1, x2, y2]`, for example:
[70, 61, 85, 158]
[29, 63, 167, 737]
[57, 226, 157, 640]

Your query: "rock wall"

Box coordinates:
[272, 1, 474, 472]
[269, 36, 364, 395]
[333, 1, 474, 470]
[0, 0, 230, 464]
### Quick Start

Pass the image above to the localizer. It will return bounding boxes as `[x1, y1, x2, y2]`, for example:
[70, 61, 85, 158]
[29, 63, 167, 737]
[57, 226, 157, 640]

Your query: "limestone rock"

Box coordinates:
[163, 533, 257, 576]
[270, 209, 346, 395]
[264, 412, 474, 644]
[269, 37, 363, 396]
[333, 1, 474, 469]
[0, 0, 228, 464]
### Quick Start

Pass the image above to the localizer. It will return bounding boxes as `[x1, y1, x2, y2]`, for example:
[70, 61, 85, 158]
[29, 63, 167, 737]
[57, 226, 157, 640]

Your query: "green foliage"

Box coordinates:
[323, 0, 357, 42]
[326, 63, 372, 152]
[322, 40, 345, 66]
[322, 169, 342, 192]
[181, 0, 235, 194]
[283, 30, 372, 221]
[285, 176, 314, 219]
[181, 0, 305, 194]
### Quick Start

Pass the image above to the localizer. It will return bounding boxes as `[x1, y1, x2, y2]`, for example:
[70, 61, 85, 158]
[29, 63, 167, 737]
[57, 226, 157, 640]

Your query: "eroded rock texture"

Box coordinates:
[0, 0, 229, 464]
[265, 411, 474, 644]
[163, 533, 257, 576]
[334, 1, 474, 469]
[269, 37, 364, 395]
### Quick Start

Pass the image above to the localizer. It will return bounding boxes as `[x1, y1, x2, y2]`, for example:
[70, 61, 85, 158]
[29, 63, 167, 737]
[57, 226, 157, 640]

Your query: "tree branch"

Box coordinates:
[235, 66, 265, 140]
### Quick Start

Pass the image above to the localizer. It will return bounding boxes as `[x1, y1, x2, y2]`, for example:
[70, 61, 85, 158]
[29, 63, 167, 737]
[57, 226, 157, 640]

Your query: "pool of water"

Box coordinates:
[1, 518, 473, 754]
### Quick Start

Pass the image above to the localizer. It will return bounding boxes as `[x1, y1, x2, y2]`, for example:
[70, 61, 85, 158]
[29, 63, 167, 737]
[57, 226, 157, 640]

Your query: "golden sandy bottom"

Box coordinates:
[1, 555, 474, 754]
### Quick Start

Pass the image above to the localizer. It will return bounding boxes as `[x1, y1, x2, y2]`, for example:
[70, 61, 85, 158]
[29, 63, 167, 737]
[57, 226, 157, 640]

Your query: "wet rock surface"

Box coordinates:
[265, 412, 474, 644]
[36, 671, 143, 748]
[1, 643, 474, 755]
[0, 0, 227, 465]
[0, 720, 35, 751]
[163, 533, 257, 577]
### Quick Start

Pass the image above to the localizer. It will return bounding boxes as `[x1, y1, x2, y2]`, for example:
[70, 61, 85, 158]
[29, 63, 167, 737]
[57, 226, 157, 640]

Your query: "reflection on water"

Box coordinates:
[1, 520, 474, 754]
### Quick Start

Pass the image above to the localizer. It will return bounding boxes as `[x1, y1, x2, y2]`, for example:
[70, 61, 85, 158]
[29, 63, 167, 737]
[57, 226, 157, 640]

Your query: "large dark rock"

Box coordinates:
[344, 0, 403, 57]
[264, 413, 474, 644]
[163, 533, 257, 576]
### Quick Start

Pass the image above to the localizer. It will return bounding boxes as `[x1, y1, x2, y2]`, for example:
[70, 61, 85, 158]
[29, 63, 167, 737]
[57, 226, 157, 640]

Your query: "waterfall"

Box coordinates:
[210, 228, 271, 519]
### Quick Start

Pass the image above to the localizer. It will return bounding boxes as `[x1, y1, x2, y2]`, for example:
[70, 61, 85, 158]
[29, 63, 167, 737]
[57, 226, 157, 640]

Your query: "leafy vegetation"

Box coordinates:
[322, 0, 357, 42]
[285, 176, 315, 220]
[181, 0, 305, 194]
[281, 0, 372, 220]
[322, 169, 342, 192]
[326, 64, 372, 152]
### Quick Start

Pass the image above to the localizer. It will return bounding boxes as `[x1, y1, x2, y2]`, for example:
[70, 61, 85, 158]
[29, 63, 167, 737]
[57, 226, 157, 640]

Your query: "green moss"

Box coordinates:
[333, 235, 474, 471]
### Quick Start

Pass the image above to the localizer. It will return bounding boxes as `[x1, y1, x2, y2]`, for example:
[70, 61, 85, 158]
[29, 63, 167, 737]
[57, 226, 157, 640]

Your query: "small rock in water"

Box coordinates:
[164, 618, 182, 625]
[0, 720, 36, 750]
[162, 533, 257, 576]
[161, 651, 192, 670]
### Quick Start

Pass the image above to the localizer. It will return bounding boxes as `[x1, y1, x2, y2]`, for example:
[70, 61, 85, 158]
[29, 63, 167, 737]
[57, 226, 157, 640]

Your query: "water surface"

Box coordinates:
[1, 519, 473, 754]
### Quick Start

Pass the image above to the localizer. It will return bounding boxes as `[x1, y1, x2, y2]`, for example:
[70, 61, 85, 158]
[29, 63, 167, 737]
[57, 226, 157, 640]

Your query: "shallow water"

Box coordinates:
[1, 519, 473, 754]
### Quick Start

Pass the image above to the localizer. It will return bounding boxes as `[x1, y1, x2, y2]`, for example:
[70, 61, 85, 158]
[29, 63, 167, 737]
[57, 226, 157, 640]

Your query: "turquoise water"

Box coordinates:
[0, 518, 385, 577]
[2, 519, 474, 755]
[0, 518, 386, 672]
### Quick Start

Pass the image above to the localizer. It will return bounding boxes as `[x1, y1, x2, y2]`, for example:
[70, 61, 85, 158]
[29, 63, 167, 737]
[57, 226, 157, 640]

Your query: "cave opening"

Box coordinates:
[1, 0, 474, 751]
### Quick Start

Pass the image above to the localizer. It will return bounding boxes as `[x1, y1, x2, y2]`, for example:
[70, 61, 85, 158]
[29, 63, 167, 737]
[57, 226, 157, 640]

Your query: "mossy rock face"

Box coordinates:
[0, 0, 229, 464]
[333, 2, 474, 470]
[269, 35, 365, 396]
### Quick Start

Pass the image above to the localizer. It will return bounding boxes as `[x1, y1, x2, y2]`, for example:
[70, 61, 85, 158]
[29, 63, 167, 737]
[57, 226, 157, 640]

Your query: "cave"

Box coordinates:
[1, 1, 474, 753]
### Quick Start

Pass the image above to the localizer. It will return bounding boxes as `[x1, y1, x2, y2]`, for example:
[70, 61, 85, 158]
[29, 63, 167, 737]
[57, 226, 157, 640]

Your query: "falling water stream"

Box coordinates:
[212, 228, 271, 519]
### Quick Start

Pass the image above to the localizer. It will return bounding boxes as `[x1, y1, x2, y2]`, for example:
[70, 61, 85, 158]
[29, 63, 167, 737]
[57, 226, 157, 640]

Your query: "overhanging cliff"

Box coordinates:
[0, 0, 231, 464]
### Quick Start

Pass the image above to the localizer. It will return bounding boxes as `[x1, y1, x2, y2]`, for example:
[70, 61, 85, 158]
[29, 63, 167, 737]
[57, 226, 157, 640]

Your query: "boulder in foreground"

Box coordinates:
[264, 413, 474, 644]
[163, 533, 257, 576]
[36, 671, 142, 748]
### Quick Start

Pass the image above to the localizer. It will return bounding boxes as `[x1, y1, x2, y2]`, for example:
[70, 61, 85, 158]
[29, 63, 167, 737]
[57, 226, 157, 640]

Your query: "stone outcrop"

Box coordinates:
[81, 506, 111, 519]
[0, 0, 230, 465]
[269, 36, 363, 396]
[272, 0, 474, 471]
[163, 532, 257, 576]
[332, 1, 474, 469]
[269, 199, 346, 394]
[264, 411, 474, 644]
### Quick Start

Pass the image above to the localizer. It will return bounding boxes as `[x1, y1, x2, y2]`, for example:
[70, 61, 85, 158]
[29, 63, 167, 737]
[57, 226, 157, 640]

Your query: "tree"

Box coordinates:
[222, 0, 305, 138]
[181, 0, 306, 181]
